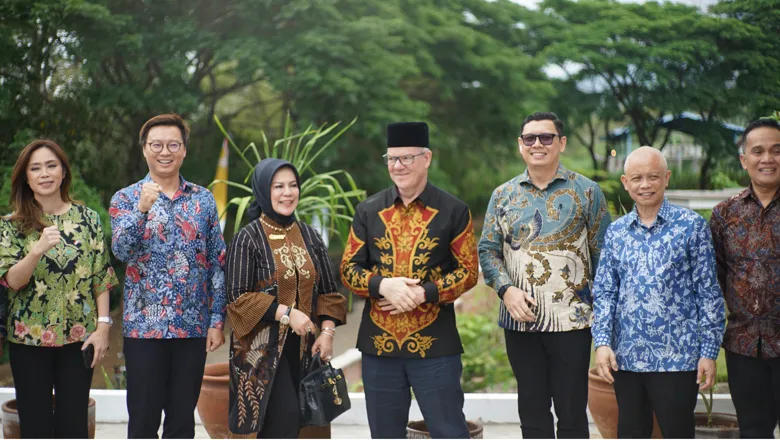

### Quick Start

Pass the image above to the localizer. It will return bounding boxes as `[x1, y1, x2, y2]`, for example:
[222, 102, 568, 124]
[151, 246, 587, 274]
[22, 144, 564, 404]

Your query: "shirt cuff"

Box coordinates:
[262, 302, 280, 322]
[497, 284, 511, 300]
[318, 315, 342, 327]
[593, 334, 612, 349]
[368, 275, 385, 299]
[700, 343, 720, 361]
[422, 281, 439, 304]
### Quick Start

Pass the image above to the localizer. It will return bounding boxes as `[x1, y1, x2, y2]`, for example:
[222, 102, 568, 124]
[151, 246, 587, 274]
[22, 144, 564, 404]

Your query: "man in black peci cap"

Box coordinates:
[341, 122, 478, 438]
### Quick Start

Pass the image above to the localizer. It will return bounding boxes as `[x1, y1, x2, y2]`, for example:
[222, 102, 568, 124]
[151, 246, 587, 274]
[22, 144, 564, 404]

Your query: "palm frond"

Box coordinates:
[211, 113, 365, 246]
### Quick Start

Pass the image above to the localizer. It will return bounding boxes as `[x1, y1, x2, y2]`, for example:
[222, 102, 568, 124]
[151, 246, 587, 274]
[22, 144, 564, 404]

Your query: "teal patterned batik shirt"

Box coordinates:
[478, 166, 611, 332]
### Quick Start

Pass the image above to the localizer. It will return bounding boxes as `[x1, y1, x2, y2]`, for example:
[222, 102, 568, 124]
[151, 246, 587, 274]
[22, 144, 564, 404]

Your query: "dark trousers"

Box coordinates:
[258, 332, 302, 439]
[124, 337, 207, 439]
[504, 329, 591, 439]
[362, 353, 469, 439]
[726, 349, 780, 438]
[9, 342, 94, 439]
[613, 370, 698, 438]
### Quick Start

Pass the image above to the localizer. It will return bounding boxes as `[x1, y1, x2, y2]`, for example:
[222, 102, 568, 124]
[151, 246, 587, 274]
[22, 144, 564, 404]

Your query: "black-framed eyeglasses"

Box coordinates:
[383, 152, 426, 166]
[521, 133, 558, 146]
[146, 141, 183, 153]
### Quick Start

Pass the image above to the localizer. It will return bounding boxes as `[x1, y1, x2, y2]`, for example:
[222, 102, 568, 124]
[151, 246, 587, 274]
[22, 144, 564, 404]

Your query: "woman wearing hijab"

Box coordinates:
[225, 158, 347, 438]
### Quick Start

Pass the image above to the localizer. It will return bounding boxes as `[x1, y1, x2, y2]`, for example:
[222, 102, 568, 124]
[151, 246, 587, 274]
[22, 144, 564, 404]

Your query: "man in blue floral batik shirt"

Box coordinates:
[479, 112, 611, 439]
[592, 146, 725, 439]
[110, 114, 227, 439]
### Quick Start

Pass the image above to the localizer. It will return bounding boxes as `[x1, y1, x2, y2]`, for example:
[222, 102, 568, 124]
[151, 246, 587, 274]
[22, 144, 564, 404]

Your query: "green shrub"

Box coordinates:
[458, 313, 515, 392]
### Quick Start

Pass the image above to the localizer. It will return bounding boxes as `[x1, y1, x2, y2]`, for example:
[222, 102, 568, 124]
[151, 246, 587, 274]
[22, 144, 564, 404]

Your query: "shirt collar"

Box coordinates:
[518, 165, 571, 187]
[390, 181, 434, 207]
[741, 184, 780, 205]
[629, 198, 672, 228]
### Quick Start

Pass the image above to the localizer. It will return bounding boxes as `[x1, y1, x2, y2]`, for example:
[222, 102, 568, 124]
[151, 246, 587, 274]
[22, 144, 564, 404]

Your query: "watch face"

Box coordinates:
[280, 316, 290, 325]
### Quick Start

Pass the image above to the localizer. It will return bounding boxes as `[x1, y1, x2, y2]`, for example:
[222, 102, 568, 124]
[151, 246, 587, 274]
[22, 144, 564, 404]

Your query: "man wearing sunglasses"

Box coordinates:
[341, 122, 478, 438]
[479, 112, 611, 438]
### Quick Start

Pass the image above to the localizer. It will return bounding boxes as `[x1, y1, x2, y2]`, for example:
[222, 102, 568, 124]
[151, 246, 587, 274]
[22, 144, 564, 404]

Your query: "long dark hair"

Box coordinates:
[8, 140, 76, 235]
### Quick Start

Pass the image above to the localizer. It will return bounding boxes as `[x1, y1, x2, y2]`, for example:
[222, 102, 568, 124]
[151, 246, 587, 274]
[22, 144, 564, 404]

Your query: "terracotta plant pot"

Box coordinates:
[198, 362, 231, 439]
[406, 420, 484, 439]
[694, 412, 739, 439]
[196, 362, 331, 439]
[1, 397, 96, 439]
[588, 367, 662, 438]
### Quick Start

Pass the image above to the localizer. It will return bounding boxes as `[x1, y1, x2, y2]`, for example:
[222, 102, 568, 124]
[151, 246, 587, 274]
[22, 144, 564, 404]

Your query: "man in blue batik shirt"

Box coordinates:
[110, 114, 226, 439]
[592, 146, 725, 439]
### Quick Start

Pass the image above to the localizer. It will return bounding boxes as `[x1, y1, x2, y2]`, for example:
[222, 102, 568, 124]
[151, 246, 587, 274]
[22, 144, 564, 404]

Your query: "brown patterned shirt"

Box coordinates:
[340, 183, 478, 358]
[711, 186, 780, 358]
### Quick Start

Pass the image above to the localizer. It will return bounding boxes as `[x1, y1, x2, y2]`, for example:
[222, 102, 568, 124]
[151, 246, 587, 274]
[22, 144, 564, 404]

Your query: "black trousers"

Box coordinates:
[362, 353, 469, 439]
[612, 370, 698, 438]
[124, 337, 207, 439]
[9, 342, 94, 439]
[726, 349, 780, 438]
[258, 332, 302, 439]
[504, 329, 591, 439]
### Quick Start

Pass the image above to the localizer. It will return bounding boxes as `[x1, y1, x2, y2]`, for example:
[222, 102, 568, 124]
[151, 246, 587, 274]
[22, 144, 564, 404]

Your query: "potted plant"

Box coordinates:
[196, 115, 364, 439]
[1, 398, 97, 439]
[406, 419, 484, 439]
[694, 386, 738, 439]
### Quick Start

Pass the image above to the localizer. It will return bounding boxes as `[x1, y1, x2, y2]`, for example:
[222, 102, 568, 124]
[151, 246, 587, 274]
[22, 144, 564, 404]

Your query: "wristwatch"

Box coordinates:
[97, 316, 113, 326]
[280, 307, 291, 326]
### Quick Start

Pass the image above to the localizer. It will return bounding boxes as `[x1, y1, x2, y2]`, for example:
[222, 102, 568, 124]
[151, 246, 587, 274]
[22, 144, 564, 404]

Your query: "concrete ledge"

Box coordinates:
[0, 387, 734, 425]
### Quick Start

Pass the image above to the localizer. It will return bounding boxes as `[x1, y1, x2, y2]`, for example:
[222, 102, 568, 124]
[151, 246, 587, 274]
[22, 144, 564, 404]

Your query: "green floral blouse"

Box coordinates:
[0, 204, 118, 347]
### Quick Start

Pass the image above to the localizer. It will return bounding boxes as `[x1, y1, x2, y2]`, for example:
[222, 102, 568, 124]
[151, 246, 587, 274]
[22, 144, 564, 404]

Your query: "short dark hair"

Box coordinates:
[738, 118, 780, 153]
[521, 112, 564, 136]
[139, 113, 190, 147]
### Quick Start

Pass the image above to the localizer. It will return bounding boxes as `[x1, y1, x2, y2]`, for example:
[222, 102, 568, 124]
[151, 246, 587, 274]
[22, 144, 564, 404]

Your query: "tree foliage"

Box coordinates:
[0, 0, 777, 215]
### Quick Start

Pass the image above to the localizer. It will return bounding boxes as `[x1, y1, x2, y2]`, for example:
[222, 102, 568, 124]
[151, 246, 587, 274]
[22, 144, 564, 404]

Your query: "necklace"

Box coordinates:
[260, 215, 294, 240]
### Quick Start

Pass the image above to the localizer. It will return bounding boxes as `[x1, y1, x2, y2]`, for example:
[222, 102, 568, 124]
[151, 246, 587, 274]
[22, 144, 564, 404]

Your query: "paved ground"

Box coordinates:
[89, 422, 605, 439]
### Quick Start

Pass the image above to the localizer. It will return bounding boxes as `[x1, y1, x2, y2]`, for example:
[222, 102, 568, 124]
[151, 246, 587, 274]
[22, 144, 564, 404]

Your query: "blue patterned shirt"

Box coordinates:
[479, 166, 611, 332]
[110, 175, 227, 339]
[592, 199, 725, 372]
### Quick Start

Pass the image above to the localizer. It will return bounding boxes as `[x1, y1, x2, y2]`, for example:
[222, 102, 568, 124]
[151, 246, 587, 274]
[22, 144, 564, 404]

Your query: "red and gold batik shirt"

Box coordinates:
[340, 183, 478, 358]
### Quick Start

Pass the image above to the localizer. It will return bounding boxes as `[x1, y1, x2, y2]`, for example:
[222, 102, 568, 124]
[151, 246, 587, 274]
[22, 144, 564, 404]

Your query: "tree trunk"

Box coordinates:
[699, 153, 713, 190]
[601, 120, 612, 172]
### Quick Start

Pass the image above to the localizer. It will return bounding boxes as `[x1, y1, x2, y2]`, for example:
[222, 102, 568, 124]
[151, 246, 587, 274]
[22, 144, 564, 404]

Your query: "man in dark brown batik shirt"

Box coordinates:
[711, 118, 780, 438]
[341, 122, 478, 439]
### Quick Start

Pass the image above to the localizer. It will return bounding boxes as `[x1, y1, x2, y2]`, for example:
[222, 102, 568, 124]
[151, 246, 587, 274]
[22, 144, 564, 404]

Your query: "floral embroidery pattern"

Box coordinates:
[0, 204, 118, 346]
[110, 174, 226, 339]
[592, 200, 726, 372]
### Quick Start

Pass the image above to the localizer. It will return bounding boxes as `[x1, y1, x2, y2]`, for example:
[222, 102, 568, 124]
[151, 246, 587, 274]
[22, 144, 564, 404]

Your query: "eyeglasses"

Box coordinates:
[383, 152, 426, 166]
[146, 141, 183, 153]
[520, 133, 558, 146]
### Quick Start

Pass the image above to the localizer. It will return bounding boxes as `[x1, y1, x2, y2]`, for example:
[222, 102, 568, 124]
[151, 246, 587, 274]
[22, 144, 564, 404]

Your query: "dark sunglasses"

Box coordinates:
[521, 133, 558, 146]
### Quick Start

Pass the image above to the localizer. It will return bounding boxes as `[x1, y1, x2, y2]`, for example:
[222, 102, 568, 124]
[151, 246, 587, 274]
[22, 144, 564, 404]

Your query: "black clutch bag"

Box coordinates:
[299, 352, 351, 426]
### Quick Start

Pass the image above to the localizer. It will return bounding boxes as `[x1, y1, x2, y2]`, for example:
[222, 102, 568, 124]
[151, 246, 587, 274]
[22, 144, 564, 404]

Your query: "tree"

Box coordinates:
[550, 79, 621, 172]
[537, 0, 768, 150]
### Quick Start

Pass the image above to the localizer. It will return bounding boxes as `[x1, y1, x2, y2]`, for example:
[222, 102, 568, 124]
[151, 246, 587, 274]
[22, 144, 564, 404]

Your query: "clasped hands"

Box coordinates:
[376, 277, 425, 315]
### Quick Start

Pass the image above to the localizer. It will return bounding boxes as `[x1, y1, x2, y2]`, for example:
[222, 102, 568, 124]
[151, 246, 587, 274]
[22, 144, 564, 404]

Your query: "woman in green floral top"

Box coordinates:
[0, 140, 118, 439]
